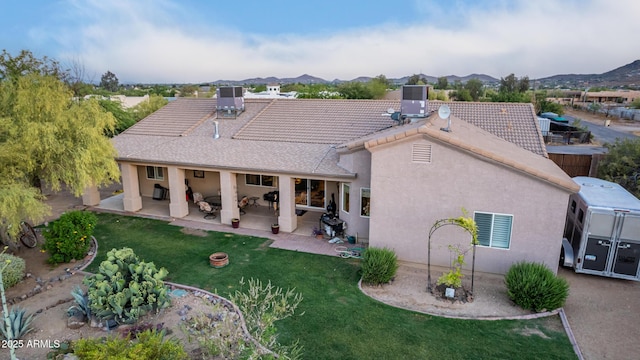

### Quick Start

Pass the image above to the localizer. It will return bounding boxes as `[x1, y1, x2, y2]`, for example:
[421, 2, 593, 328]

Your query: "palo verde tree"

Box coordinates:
[0, 51, 120, 237]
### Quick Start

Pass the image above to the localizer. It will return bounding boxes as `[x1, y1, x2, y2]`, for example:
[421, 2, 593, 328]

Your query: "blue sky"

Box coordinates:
[2, 0, 639, 83]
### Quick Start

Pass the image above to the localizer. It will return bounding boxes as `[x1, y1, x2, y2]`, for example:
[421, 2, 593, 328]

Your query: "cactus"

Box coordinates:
[0, 306, 35, 340]
[84, 247, 170, 325]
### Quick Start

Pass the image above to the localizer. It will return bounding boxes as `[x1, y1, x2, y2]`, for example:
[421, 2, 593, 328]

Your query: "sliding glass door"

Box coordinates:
[294, 178, 325, 208]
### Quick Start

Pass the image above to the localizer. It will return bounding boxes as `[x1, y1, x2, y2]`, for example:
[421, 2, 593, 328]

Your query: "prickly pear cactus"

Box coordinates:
[83, 247, 170, 324]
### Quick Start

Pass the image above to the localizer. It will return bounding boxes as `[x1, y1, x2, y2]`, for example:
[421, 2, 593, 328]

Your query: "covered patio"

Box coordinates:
[96, 193, 324, 237]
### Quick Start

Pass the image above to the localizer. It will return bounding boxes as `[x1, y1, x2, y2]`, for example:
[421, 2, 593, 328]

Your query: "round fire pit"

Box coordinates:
[209, 252, 229, 268]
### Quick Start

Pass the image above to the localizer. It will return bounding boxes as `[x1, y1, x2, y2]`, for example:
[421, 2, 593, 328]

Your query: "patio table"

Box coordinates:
[204, 195, 222, 207]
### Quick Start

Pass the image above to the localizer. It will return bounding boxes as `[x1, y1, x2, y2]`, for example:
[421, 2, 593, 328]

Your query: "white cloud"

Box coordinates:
[46, 0, 640, 83]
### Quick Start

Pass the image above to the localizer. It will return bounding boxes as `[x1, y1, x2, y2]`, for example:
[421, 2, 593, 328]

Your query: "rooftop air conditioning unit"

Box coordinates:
[216, 86, 245, 116]
[400, 85, 428, 119]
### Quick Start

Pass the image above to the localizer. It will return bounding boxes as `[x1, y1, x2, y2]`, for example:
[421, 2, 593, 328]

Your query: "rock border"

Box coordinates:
[7, 236, 99, 306]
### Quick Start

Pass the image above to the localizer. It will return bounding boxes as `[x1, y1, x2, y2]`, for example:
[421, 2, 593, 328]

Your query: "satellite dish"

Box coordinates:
[438, 105, 451, 119]
[438, 105, 452, 132]
[387, 108, 395, 114]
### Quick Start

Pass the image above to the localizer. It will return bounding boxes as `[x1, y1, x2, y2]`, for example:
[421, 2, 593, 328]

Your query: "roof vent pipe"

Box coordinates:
[213, 120, 220, 139]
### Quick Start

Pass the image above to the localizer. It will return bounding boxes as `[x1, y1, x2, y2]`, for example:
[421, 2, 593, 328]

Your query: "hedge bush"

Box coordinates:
[0, 253, 25, 289]
[43, 210, 97, 264]
[361, 247, 399, 285]
[505, 261, 569, 312]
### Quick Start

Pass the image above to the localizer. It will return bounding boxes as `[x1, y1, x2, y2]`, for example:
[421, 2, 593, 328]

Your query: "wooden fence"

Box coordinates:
[548, 153, 605, 177]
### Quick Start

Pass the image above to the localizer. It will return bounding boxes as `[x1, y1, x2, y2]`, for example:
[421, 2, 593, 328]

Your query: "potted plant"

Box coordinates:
[312, 226, 324, 239]
[231, 218, 240, 228]
[271, 223, 280, 234]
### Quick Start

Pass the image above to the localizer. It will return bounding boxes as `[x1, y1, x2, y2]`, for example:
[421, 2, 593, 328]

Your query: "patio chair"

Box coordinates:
[238, 196, 249, 215]
[198, 200, 217, 219]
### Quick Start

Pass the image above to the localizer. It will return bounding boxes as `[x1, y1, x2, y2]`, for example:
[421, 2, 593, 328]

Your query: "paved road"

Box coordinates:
[564, 114, 638, 144]
[548, 115, 638, 155]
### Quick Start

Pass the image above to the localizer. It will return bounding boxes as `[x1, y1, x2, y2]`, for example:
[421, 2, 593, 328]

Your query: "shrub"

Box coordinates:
[84, 247, 170, 325]
[505, 261, 569, 312]
[361, 247, 399, 285]
[0, 253, 25, 289]
[43, 210, 97, 264]
[436, 244, 467, 288]
[182, 278, 303, 359]
[73, 329, 187, 360]
[0, 306, 35, 340]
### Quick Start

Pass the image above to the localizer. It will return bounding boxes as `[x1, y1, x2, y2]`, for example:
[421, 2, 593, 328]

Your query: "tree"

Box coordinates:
[129, 94, 168, 121]
[499, 73, 518, 93]
[65, 57, 96, 97]
[488, 74, 532, 103]
[368, 75, 390, 99]
[0, 72, 120, 235]
[406, 74, 427, 85]
[337, 81, 372, 99]
[179, 84, 198, 97]
[534, 92, 564, 115]
[100, 70, 119, 92]
[253, 84, 267, 92]
[597, 138, 640, 198]
[0, 49, 66, 82]
[499, 73, 529, 94]
[98, 99, 136, 136]
[465, 79, 484, 101]
[436, 76, 448, 90]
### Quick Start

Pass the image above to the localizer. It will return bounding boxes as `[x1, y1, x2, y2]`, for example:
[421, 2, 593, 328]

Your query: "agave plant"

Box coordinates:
[67, 285, 91, 319]
[0, 306, 35, 340]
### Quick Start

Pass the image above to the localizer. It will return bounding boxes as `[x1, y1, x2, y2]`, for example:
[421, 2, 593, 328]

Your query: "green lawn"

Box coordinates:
[89, 213, 577, 360]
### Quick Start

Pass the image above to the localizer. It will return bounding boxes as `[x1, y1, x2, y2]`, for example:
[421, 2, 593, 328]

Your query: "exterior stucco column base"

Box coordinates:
[82, 185, 101, 206]
[123, 197, 142, 212]
[121, 163, 142, 212]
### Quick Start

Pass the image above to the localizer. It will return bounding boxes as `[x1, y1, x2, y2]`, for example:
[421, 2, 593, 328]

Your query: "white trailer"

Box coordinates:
[561, 176, 640, 281]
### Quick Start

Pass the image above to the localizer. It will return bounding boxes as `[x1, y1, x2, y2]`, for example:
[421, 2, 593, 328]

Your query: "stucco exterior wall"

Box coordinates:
[137, 166, 169, 198]
[368, 136, 571, 275]
[235, 174, 278, 206]
[337, 149, 372, 240]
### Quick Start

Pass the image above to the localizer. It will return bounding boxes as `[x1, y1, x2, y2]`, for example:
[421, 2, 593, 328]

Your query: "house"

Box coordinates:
[85, 87, 579, 275]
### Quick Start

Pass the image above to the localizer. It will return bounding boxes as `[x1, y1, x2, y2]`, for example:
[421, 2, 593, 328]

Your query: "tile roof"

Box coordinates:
[233, 99, 398, 144]
[122, 98, 217, 136]
[114, 97, 548, 178]
[363, 114, 579, 193]
[426, 101, 546, 156]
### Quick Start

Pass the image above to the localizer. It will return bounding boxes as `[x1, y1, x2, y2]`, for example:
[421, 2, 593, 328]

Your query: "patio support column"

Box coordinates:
[167, 166, 188, 218]
[121, 163, 142, 212]
[278, 175, 297, 232]
[219, 170, 239, 224]
[82, 184, 100, 206]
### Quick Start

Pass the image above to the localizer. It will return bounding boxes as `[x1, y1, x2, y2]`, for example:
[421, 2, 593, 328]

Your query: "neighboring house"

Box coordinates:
[110, 94, 150, 109]
[243, 84, 298, 99]
[86, 88, 578, 275]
